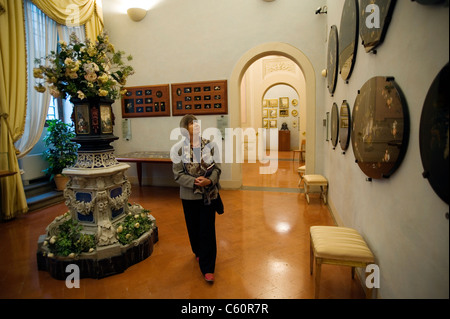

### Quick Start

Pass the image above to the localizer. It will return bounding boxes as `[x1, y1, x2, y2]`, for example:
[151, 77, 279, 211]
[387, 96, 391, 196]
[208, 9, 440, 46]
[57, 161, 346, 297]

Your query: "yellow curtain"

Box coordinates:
[31, 0, 103, 40]
[0, 0, 29, 220]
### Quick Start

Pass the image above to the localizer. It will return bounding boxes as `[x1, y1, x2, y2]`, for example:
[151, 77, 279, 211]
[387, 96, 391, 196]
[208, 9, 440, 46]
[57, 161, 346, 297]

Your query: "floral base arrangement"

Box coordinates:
[36, 204, 158, 280]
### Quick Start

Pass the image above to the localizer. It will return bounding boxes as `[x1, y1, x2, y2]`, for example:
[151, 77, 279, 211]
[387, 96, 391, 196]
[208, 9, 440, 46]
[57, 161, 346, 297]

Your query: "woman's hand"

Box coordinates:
[194, 176, 211, 187]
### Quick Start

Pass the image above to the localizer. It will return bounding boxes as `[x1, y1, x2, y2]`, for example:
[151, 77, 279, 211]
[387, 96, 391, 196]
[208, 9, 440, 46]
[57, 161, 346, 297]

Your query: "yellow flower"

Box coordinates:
[98, 89, 108, 96]
[116, 225, 123, 233]
[98, 73, 109, 83]
[120, 89, 127, 96]
[77, 90, 86, 99]
[34, 84, 46, 93]
[134, 222, 140, 228]
[33, 68, 44, 79]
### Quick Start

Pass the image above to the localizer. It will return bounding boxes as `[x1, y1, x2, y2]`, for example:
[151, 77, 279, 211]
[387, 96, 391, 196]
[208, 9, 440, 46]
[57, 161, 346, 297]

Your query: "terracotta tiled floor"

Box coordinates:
[0, 151, 366, 299]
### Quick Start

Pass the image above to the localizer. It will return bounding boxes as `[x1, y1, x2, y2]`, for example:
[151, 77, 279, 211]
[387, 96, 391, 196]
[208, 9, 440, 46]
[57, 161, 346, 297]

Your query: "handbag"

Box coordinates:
[213, 193, 224, 215]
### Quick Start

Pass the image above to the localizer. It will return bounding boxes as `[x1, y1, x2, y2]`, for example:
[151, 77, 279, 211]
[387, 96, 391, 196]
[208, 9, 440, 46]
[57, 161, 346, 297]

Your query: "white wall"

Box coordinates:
[324, 0, 449, 298]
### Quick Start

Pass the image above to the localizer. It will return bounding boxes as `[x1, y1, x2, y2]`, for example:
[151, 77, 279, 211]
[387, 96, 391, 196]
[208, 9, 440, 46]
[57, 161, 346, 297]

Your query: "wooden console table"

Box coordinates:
[116, 151, 172, 186]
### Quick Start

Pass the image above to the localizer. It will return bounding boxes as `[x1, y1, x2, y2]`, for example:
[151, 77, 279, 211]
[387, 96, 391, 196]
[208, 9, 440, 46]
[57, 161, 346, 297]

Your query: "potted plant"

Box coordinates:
[43, 119, 79, 191]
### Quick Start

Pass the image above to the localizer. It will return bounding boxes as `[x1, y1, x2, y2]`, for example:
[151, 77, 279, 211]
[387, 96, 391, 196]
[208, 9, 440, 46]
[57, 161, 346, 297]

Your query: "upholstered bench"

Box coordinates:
[297, 165, 306, 187]
[310, 226, 376, 299]
[303, 174, 328, 204]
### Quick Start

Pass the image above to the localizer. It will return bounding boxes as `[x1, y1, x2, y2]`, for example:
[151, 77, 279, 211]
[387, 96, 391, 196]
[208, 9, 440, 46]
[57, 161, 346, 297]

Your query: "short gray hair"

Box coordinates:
[179, 114, 197, 130]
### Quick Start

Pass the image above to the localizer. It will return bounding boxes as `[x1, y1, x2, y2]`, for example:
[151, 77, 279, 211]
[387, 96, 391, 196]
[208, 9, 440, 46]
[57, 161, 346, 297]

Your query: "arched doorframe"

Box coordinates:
[226, 42, 316, 189]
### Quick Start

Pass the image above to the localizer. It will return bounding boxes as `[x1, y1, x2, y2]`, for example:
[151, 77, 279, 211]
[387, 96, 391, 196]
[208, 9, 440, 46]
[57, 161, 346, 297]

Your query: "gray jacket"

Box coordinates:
[173, 160, 221, 200]
[172, 143, 222, 200]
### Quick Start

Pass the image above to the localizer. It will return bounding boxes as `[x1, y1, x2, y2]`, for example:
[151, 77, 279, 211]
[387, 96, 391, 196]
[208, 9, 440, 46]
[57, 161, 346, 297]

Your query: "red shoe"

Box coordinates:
[204, 273, 214, 282]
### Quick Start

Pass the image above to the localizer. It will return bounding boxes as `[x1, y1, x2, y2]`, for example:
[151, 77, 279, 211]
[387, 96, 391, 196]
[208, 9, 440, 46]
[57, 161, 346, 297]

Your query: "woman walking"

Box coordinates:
[172, 115, 222, 282]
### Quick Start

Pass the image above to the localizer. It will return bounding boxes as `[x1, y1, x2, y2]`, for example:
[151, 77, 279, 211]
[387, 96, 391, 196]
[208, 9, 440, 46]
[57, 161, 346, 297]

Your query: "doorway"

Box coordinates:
[224, 43, 316, 189]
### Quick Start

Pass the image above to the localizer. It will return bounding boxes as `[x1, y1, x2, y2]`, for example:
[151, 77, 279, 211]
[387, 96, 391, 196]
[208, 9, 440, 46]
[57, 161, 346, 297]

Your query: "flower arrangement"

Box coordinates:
[116, 207, 155, 245]
[43, 215, 96, 258]
[33, 32, 134, 101]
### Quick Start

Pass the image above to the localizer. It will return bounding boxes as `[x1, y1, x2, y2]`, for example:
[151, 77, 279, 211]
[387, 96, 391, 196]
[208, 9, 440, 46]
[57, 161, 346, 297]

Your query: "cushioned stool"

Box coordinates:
[297, 165, 306, 187]
[303, 174, 328, 204]
[310, 226, 375, 299]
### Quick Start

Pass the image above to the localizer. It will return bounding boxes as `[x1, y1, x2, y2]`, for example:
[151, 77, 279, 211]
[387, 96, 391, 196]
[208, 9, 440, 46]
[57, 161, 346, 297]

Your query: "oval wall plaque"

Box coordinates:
[331, 102, 339, 149]
[339, 0, 359, 81]
[327, 25, 339, 96]
[419, 63, 449, 204]
[351, 76, 409, 179]
[339, 100, 351, 151]
[359, 0, 397, 53]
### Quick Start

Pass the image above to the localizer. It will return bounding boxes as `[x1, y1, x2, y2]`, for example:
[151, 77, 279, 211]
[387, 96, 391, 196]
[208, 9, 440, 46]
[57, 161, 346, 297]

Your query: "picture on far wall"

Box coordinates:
[171, 80, 228, 116]
[121, 84, 170, 118]
[279, 97, 289, 109]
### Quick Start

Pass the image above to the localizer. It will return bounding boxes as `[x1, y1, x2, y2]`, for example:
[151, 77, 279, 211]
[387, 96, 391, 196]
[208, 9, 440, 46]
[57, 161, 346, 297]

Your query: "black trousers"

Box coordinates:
[182, 199, 217, 274]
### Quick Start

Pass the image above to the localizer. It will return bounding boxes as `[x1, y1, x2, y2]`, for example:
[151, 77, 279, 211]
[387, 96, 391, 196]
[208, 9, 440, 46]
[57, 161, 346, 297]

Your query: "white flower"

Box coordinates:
[116, 225, 123, 233]
[49, 236, 56, 244]
[68, 253, 75, 258]
[43, 240, 48, 246]
[89, 248, 94, 253]
[48, 253, 54, 258]
[134, 222, 140, 228]
[134, 214, 139, 219]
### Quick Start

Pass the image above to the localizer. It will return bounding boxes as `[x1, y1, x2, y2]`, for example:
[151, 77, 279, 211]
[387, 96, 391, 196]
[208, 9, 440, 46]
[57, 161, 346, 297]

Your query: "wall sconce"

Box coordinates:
[127, 8, 147, 22]
[315, 6, 328, 14]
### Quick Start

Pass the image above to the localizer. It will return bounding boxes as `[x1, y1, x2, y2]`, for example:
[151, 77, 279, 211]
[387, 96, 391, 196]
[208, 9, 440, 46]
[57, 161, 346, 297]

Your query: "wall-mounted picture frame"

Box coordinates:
[171, 80, 228, 116]
[292, 99, 298, 106]
[262, 99, 268, 108]
[269, 120, 277, 128]
[269, 109, 278, 118]
[279, 109, 289, 117]
[268, 99, 278, 108]
[291, 109, 298, 117]
[279, 97, 289, 109]
[263, 119, 269, 129]
[121, 84, 170, 118]
[262, 109, 268, 118]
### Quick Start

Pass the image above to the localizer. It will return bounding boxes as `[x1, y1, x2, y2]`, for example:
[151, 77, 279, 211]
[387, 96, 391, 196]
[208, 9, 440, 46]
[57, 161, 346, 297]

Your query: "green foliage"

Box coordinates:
[116, 208, 154, 245]
[47, 218, 96, 257]
[43, 119, 79, 179]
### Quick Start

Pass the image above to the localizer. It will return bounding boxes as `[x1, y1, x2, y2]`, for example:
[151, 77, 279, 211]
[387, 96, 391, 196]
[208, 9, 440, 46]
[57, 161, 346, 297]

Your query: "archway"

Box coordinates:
[225, 42, 316, 188]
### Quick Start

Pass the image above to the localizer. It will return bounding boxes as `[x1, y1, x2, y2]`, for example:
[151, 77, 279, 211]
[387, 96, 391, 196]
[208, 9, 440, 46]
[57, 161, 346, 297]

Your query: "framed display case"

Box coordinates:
[351, 76, 409, 180]
[359, 0, 397, 53]
[121, 84, 170, 118]
[330, 102, 339, 149]
[327, 25, 339, 96]
[171, 80, 228, 116]
[419, 63, 449, 204]
[339, 100, 351, 152]
[339, 0, 359, 82]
